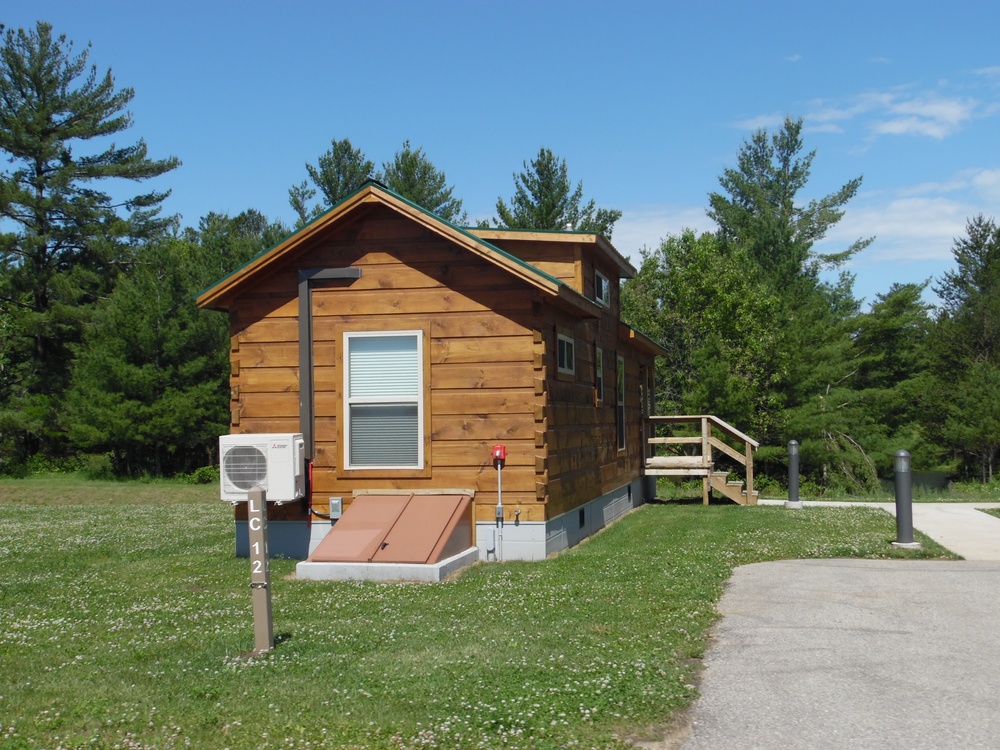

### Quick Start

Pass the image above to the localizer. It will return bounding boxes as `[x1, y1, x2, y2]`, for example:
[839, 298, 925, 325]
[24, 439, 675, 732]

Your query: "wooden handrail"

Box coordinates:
[705, 415, 759, 449]
[648, 414, 759, 449]
[645, 415, 759, 505]
[709, 436, 746, 465]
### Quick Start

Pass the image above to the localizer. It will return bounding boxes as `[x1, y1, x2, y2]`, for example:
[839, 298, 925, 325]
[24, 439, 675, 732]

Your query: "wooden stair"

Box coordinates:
[644, 415, 759, 505]
[710, 471, 759, 505]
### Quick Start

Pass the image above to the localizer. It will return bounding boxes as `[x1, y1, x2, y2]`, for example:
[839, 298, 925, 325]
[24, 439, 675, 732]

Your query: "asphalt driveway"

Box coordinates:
[679, 558, 1000, 749]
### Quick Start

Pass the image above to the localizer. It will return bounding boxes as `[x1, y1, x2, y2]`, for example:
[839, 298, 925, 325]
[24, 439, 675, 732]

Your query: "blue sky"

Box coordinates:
[7, 1, 999, 305]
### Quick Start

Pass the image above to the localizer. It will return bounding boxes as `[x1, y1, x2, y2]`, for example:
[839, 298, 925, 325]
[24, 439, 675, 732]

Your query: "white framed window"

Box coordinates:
[595, 347, 604, 403]
[344, 331, 423, 469]
[616, 355, 626, 451]
[595, 271, 611, 307]
[557, 333, 576, 375]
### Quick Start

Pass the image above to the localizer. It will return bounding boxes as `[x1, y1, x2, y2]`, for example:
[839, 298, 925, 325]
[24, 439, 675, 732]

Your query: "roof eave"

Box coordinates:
[620, 323, 669, 358]
[196, 185, 381, 311]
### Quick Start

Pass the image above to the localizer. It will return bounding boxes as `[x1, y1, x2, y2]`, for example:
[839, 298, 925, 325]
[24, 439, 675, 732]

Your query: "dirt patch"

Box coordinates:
[625, 703, 696, 749]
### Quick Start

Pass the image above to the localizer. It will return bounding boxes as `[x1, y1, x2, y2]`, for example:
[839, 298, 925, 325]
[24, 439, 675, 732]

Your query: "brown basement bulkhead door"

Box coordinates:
[308, 494, 473, 565]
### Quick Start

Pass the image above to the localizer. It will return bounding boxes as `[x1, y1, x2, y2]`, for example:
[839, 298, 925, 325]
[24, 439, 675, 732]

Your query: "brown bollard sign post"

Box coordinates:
[247, 486, 274, 653]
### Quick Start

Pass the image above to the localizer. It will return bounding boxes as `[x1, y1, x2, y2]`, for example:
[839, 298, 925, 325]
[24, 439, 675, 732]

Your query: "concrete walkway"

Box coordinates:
[672, 503, 1000, 749]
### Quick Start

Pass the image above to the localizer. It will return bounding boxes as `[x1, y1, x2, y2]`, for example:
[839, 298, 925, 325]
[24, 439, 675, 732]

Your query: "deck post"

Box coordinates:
[701, 416, 711, 465]
[701, 417, 711, 504]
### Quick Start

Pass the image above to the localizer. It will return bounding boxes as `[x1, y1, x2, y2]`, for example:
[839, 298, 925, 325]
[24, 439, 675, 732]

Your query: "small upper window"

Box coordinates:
[557, 334, 576, 375]
[595, 272, 611, 307]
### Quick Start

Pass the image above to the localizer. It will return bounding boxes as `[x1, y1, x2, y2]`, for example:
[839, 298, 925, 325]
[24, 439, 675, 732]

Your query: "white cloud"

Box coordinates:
[817, 168, 1000, 265]
[900, 168, 1000, 204]
[971, 169, 1000, 203]
[833, 197, 968, 261]
[733, 86, 983, 140]
[613, 205, 715, 265]
[872, 95, 979, 139]
[776, 81, 992, 141]
[786, 54, 802, 63]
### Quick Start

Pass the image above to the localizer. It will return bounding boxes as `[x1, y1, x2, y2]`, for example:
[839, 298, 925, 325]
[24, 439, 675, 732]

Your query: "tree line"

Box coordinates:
[1, 21, 996, 490]
[622, 119, 1000, 489]
[0, 22, 621, 478]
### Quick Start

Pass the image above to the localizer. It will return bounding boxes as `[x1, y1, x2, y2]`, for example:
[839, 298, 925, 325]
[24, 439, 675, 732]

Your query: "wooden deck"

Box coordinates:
[645, 415, 759, 505]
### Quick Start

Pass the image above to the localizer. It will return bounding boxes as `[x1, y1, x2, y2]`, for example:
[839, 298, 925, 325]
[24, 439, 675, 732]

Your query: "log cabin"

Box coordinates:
[197, 181, 666, 563]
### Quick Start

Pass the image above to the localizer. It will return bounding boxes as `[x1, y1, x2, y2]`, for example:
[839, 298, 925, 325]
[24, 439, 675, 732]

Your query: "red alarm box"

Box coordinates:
[492, 444, 507, 462]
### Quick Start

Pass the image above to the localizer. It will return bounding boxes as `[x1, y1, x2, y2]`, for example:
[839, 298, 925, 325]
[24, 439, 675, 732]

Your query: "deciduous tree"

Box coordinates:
[621, 230, 783, 435]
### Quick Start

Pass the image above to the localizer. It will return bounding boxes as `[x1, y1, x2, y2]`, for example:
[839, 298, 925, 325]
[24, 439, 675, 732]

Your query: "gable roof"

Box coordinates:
[196, 181, 601, 318]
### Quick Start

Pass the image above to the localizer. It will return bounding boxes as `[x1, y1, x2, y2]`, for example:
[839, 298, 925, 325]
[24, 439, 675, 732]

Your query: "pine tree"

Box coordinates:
[696, 118, 875, 489]
[380, 140, 465, 223]
[289, 137, 374, 227]
[66, 238, 227, 476]
[494, 147, 621, 237]
[0, 21, 179, 461]
[852, 283, 934, 471]
[707, 117, 870, 292]
[929, 215, 1000, 480]
[67, 210, 283, 476]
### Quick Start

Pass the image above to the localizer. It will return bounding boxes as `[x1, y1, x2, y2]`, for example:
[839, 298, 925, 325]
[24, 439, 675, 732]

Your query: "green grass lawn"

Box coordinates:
[0, 477, 953, 749]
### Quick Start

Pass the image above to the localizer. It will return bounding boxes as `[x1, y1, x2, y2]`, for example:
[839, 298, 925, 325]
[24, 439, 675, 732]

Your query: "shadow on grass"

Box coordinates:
[649, 495, 740, 506]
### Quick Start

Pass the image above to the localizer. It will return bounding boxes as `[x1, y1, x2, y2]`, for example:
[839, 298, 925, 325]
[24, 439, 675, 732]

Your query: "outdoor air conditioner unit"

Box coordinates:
[219, 433, 306, 504]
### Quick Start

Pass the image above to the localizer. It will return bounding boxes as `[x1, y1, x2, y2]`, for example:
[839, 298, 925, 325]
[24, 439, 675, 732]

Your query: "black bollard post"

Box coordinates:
[892, 450, 921, 550]
[785, 440, 802, 509]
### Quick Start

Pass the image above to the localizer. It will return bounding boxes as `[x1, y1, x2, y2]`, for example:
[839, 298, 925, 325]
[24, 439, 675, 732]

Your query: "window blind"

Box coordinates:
[345, 332, 421, 468]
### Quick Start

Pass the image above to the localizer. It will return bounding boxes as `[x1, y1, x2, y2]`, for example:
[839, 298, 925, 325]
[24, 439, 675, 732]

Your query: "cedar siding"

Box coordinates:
[200, 183, 664, 555]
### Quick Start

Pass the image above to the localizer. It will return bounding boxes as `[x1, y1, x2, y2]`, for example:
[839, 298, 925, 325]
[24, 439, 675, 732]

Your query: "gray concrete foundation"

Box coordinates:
[235, 518, 332, 559]
[474, 477, 649, 561]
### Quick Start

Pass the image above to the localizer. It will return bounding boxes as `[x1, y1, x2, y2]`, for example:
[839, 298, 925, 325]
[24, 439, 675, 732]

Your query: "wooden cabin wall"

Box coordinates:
[228, 205, 547, 524]
[485, 238, 581, 291]
[227, 289, 302, 522]
[538, 304, 652, 519]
